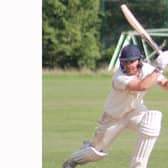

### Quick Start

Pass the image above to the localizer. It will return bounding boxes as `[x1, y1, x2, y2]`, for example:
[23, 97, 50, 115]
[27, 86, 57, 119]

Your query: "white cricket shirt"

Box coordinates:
[104, 62, 164, 118]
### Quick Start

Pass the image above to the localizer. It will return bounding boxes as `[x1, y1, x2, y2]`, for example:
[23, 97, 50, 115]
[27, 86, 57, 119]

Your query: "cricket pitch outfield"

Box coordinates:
[43, 72, 168, 168]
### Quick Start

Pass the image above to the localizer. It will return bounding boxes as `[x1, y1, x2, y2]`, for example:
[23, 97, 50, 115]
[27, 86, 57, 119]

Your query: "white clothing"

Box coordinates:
[92, 109, 162, 168]
[104, 62, 164, 118]
[63, 62, 164, 168]
[94, 110, 162, 150]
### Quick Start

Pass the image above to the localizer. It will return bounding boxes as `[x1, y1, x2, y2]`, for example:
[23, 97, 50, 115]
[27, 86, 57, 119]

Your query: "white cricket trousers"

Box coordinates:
[92, 109, 162, 168]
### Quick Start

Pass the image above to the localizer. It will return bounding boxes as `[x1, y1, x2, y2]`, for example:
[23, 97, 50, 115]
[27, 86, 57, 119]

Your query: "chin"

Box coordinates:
[126, 70, 137, 75]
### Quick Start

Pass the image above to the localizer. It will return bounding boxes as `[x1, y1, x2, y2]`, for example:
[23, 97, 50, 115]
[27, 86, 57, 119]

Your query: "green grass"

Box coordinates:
[43, 72, 168, 168]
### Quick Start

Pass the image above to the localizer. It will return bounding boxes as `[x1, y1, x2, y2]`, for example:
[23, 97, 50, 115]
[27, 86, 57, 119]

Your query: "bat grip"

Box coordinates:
[146, 38, 162, 55]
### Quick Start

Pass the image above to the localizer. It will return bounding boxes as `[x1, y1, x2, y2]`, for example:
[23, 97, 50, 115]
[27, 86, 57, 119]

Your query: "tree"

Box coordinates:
[43, 0, 101, 69]
[163, 0, 168, 27]
[43, 0, 167, 69]
[101, 0, 168, 48]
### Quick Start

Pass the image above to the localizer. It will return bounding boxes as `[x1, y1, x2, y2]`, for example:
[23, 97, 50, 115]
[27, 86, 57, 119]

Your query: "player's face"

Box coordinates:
[122, 59, 139, 75]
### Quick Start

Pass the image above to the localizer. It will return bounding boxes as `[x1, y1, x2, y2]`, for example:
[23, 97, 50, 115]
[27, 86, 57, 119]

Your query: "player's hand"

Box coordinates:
[156, 50, 168, 70]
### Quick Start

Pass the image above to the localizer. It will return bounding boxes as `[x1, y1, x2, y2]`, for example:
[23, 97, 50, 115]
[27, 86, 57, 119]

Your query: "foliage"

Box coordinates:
[43, 0, 168, 69]
[43, 0, 101, 69]
[101, 0, 168, 47]
[163, 0, 168, 27]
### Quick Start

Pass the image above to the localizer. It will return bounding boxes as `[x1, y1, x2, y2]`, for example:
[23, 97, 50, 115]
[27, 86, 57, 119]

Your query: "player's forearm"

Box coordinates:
[163, 81, 168, 90]
[126, 69, 160, 91]
[138, 69, 160, 91]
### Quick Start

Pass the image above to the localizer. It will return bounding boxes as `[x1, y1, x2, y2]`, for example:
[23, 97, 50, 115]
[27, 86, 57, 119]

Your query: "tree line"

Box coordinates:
[43, 0, 168, 70]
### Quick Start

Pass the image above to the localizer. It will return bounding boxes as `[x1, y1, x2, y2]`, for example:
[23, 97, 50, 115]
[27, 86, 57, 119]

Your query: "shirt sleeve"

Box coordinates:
[113, 74, 135, 90]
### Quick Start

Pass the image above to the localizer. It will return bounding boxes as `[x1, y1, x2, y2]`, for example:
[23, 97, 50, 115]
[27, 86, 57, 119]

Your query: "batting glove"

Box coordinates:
[156, 50, 168, 70]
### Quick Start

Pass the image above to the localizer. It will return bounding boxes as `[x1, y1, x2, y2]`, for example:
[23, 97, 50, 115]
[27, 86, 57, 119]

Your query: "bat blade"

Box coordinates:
[120, 4, 162, 54]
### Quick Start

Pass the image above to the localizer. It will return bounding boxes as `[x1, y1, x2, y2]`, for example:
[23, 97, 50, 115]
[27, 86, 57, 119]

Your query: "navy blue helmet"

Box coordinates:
[119, 44, 143, 71]
[120, 44, 142, 61]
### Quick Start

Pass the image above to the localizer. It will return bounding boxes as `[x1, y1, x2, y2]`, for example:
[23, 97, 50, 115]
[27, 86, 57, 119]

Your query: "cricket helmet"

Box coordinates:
[120, 44, 142, 61]
[119, 44, 143, 71]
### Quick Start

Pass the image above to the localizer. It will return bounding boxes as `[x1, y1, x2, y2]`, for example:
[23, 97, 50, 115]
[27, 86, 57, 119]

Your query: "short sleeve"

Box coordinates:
[113, 75, 135, 90]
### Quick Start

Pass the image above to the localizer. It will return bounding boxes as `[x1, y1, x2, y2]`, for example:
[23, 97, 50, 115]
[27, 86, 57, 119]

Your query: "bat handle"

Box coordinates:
[147, 38, 163, 55]
[157, 50, 163, 55]
[154, 45, 162, 55]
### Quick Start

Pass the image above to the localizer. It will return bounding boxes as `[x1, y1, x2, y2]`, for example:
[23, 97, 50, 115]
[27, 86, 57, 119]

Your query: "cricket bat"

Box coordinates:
[120, 4, 162, 54]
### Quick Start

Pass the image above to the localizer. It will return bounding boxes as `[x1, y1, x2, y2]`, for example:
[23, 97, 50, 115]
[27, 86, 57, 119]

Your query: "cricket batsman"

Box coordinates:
[62, 44, 168, 168]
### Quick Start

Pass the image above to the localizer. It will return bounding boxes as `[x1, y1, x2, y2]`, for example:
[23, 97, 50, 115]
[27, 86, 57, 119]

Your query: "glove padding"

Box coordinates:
[156, 50, 168, 70]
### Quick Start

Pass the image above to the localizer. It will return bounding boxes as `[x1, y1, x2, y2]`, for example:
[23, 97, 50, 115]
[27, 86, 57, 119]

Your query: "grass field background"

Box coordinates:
[43, 72, 168, 168]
